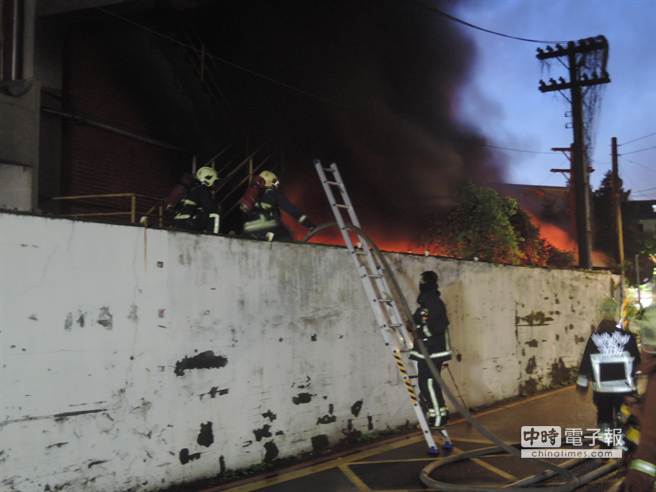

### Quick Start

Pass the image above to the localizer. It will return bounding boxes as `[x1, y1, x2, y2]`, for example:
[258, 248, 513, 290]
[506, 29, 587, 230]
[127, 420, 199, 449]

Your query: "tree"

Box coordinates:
[424, 182, 574, 267]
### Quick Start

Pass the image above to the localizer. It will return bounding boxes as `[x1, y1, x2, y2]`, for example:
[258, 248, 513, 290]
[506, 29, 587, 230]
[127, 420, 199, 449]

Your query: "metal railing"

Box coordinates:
[50, 193, 164, 226]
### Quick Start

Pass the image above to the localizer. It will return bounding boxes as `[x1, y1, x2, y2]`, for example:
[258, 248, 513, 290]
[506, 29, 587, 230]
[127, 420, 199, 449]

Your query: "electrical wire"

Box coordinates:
[483, 144, 561, 155]
[619, 131, 656, 147]
[621, 145, 656, 156]
[413, 0, 567, 44]
[625, 159, 656, 175]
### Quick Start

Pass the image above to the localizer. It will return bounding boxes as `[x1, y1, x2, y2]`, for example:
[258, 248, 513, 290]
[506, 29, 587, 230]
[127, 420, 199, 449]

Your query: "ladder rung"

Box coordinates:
[376, 298, 393, 303]
[365, 273, 383, 278]
[389, 323, 403, 328]
[325, 180, 341, 186]
[335, 204, 349, 209]
[354, 250, 368, 255]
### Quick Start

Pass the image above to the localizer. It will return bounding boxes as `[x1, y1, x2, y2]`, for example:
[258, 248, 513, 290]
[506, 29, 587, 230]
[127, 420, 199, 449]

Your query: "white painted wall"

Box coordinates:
[0, 212, 617, 491]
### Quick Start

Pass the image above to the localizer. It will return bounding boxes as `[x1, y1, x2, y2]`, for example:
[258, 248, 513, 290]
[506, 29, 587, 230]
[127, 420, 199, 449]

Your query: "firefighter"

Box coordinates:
[622, 306, 656, 492]
[576, 298, 641, 445]
[409, 270, 453, 449]
[240, 170, 314, 241]
[171, 166, 221, 234]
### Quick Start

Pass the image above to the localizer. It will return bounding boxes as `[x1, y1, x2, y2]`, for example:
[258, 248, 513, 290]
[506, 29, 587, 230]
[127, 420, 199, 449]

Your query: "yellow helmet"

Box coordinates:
[598, 297, 619, 322]
[196, 166, 219, 187]
[259, 170, 280, 189]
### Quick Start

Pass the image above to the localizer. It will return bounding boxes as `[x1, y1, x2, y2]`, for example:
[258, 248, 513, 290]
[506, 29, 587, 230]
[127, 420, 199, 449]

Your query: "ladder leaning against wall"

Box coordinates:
[313, 160, 446, 456]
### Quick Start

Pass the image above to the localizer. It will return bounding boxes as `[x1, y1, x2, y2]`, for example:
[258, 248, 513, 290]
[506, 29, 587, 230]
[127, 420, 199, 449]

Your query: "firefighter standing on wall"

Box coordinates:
[171, 166, 221, 234]
[240, 170, 314, 241]
[621, 305, 656, 492]
[409, 271, 453, 449]
[576, 298, 641, 444]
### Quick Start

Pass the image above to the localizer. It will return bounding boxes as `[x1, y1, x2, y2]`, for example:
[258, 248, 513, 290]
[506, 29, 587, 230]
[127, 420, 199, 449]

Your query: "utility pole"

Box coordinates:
[611, 137, 625, 300]
[537, 37, 610, 268]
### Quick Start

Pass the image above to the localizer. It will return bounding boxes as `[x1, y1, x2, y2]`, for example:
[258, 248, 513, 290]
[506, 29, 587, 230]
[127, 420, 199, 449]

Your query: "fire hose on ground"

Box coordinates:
[305, 223, 620, 491]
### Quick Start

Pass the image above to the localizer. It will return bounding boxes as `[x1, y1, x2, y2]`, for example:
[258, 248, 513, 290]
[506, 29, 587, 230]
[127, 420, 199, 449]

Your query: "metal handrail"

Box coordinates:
[50, 193, 163, 225]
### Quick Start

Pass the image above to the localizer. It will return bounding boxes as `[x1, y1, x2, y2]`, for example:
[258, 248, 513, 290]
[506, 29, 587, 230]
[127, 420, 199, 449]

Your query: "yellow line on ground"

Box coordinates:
[444, 436, 493, 445]
[451, 446, 517, 482]
[338, 463, 372, 491]
[216, 435, 426, 491]
[349, 457, 436, 465]
[215, 386, 573, 491]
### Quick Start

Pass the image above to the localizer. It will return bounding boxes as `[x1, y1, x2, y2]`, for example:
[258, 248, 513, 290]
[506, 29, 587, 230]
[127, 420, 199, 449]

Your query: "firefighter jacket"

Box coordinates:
[173, 182, 220, 226]
[576, 320, 641, 394]
[243, 188, 312, 233]
[410, 285, 451, 363]
[624, 356, 656, 491]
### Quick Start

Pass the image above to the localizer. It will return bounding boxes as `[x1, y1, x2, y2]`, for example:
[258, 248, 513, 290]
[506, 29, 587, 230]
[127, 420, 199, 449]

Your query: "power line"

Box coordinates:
[483, 144, 560, 155]
[619, 131, 656, 147]
[413, 0, 567, 44]
[625, 159, 656, 175]
[621, 145, 656, 156]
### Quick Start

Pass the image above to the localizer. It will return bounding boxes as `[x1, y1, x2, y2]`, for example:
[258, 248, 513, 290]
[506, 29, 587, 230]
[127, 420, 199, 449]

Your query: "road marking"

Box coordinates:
[338, 463, 372, 491]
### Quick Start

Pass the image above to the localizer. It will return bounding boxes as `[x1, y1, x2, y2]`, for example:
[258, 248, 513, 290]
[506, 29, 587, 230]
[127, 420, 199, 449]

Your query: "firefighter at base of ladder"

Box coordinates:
[409, 271, 453, 450]
[576, 297, 641, 446]
[240, 170, 314, 242]
[171, 166, 221, 234]
[620, 305, 656, 492]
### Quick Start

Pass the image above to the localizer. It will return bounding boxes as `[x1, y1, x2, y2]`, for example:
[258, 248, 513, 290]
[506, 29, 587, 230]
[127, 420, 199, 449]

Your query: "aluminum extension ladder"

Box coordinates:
[314, 160, 441, 455]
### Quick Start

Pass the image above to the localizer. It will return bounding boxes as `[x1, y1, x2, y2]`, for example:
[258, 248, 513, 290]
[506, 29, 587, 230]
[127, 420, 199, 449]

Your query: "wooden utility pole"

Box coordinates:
[611, 137, 625, 300]
[537, 37, 610, 268]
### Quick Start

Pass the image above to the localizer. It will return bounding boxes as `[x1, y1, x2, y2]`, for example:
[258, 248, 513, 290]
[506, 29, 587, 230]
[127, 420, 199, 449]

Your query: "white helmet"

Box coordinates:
[196, 166, 219, 187]
[259, 170, 280, 189]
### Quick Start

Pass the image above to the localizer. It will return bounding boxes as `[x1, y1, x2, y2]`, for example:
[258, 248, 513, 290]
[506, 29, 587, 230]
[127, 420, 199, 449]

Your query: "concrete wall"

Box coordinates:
[0, 212, 617, 491]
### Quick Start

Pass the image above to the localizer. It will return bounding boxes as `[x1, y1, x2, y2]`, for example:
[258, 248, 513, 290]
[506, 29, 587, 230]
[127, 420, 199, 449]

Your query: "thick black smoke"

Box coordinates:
[189, 0, 504, 241]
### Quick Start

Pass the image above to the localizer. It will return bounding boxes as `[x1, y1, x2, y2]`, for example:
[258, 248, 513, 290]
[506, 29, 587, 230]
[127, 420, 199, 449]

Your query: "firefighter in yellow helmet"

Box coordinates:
[241, 170, 314, 241]
[172, 166, 221, 234]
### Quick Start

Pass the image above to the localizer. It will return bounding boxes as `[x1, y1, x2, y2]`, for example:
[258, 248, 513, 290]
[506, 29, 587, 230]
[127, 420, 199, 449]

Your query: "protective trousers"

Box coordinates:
[417, 359, 448, 427]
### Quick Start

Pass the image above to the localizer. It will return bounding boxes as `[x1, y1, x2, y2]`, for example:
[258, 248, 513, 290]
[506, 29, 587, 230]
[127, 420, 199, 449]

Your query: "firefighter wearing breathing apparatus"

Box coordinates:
[619, 305, 656, 492]
[410, 271, 452, 444]
[171, 166, 221, 234]
[240, 170, 314, 241]
[576, 298, 641, 446]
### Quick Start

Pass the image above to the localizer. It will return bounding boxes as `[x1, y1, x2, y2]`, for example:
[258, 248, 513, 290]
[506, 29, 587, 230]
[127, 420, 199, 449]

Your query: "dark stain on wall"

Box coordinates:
[311, 434, 330, 453]
[292, 393, 313, 405]
[311, 334, 317, 341]
[519, 378, 538, 396]
[53, 408, 107, 422]
[253, 424, 272, 442]
[199, 387, 229, 399]
[516, 311, 554, 327]
[179, 448, 201, 464]
[197, 422, 214, 447]
[351, 400, 363, 417]
[525, 339, 539, 348]
[317, 413, 337, 425]
[97, 307, 113, 329]
[174, 351, 228, 376]
[525, 356, 537, 375]
[45, 442, 68, 449]
[367, 415, 374, 430]
[64, 313, 73, 331]
[219, 455, 226, 475]
[342, 419, 362, 441]
[550, 358, 576, 386]
[262, 410, 277, 422]
[263, 441, 279, 462]
[574, 335, 586, 344]
[87, 460, 108, 468]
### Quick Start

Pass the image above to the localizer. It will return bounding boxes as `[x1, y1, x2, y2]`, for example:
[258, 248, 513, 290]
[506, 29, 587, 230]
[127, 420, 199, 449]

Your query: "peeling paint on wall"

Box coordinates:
[174, 351, 228, 376]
